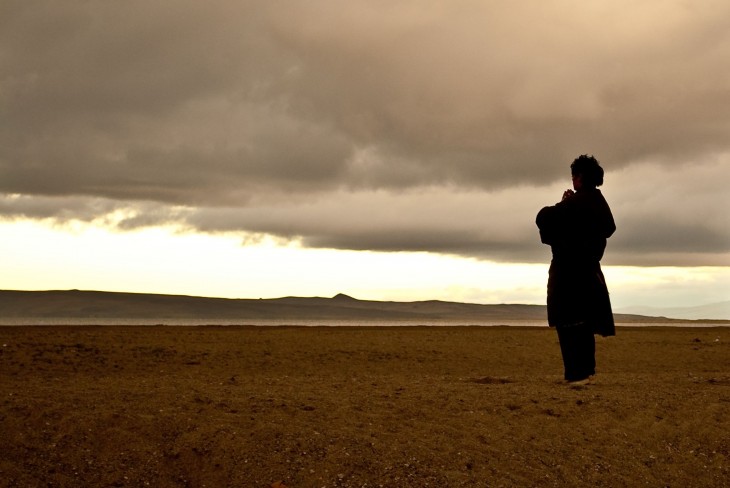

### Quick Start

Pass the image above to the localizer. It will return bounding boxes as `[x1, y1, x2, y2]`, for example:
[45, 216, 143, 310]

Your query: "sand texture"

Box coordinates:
[1, 325, 729, 487]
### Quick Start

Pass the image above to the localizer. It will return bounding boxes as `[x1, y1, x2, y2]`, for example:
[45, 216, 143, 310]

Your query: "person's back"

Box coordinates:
[537, 186, 615, 265]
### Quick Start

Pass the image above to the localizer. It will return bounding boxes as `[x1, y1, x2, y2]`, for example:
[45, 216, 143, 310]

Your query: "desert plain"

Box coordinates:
[1, 325, 728, 487]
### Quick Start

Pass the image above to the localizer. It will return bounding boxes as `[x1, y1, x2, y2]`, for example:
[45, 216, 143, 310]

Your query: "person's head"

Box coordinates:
[570, 154, 604, 190]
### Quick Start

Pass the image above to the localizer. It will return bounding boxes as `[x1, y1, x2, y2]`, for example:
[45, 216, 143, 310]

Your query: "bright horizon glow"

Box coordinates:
[2, 219, 728, 315]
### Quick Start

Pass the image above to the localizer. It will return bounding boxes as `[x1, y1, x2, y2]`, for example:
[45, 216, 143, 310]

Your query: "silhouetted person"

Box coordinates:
[536, 155, 616, 385]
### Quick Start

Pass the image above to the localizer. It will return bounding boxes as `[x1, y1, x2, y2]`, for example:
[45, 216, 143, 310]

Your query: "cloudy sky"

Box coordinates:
[1, 1, 729, 314]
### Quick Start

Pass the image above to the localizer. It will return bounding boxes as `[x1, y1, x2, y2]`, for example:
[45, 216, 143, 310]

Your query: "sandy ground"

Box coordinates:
[1, 325, 728, 487]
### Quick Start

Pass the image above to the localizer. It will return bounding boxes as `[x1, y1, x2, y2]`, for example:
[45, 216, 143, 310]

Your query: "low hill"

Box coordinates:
[617, 301, 730, 321]
[2, 290, 726, 324]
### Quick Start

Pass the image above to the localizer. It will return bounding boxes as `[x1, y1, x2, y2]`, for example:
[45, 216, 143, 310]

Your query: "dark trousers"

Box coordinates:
[556, 325, 596, 381]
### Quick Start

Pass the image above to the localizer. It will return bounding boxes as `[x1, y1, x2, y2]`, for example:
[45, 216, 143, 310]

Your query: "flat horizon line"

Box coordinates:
[1, 289, 729, 322]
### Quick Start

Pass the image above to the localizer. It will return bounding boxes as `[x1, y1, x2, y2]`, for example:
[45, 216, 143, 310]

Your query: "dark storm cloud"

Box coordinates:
[183, 186, 545, 261]
[1, 1, 729, 265]
[0, 194, 121, 222]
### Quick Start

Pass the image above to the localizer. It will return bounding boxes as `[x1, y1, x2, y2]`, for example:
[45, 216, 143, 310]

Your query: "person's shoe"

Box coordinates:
[567, 377, 590, 387]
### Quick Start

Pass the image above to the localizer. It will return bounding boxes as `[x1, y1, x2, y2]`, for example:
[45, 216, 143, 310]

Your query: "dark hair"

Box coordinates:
[570, 154, 604, 187]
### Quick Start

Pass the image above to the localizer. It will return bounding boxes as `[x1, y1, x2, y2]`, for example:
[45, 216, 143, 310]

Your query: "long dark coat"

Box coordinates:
[536, 188, 616, 337]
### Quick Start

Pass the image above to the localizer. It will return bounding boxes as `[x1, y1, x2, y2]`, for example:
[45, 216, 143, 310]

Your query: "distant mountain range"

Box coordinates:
[1, 290, 728, 324]
[616, 301, 730, 321]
